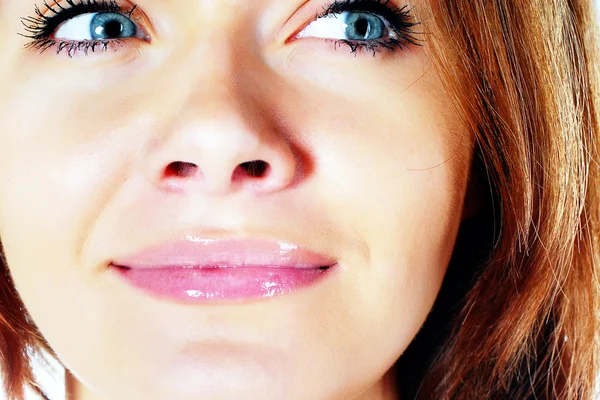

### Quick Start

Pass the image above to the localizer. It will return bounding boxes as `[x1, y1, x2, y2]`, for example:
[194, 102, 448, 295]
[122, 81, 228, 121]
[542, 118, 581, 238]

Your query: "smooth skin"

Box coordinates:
[0, 0, 473, 399]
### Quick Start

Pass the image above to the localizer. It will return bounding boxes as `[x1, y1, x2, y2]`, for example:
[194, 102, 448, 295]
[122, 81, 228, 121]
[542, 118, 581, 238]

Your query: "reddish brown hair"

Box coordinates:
[396, 0, 600, 398]
[1, 0, 599, 399]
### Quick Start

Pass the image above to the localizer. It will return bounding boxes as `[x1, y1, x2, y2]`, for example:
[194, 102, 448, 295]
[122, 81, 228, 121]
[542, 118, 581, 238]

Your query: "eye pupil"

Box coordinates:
[354, 18, 370, 38]
[90, 13, 136, 40]
[103, 20, 123, 37]
[345, 12, 385, 40]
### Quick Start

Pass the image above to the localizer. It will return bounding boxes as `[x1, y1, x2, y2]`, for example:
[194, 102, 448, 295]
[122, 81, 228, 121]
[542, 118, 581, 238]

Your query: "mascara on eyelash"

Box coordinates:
[18, 0, 424, 58]
[311, 0, 424, 56]
[19, 0, 138, 57]
[21, 0, 124, 39]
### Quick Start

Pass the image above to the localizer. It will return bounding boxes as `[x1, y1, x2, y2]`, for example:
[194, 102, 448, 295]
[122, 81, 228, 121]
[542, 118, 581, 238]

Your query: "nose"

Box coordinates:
[141, 77, 298, 197]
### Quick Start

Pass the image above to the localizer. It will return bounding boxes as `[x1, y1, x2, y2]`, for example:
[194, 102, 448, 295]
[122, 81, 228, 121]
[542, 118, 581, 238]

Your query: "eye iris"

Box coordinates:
[90, 13, 136, 39]
[344, 12, 385, 40]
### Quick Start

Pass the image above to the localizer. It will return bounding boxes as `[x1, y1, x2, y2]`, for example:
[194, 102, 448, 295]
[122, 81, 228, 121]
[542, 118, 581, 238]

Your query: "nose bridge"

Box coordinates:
[171, 2, 257, 100]
[167, 29, 237, 112]
[141, 32, 298, 197]
[164, 14, 264, 126]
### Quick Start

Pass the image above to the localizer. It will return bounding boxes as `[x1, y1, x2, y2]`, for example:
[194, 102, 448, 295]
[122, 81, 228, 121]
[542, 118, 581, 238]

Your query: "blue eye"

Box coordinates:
[55, 12, 138, 40]
[298, 12, 391, 42]
[294, 1, 422, 57]
[19, 0, 149, 57]
[345, 12, 386, 40]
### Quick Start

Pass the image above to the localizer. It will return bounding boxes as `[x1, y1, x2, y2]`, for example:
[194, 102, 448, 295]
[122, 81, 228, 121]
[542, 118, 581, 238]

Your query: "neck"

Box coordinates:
[353, 370, 400, 400]
[65, 368, 400, 400]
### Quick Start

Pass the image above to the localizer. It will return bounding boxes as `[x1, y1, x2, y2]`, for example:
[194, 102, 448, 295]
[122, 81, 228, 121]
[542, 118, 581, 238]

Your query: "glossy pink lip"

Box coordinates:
[110, 237, 337, 302]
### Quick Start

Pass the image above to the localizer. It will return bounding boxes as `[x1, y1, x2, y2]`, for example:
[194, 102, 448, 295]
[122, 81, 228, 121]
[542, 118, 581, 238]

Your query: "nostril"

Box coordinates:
[239, 160, 269, 178]
[165, 161, 198, 178]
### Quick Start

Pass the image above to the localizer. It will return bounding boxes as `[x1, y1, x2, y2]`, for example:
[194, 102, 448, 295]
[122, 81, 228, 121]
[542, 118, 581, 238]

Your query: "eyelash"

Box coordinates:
[19, 0, 423, 58]
[19, 0, 138, 57]
[313, 0, 423, 56]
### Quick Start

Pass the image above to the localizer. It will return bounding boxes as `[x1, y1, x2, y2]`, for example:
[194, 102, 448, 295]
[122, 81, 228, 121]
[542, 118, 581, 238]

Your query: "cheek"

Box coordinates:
[0, 57, 158, 259]
[303, 72, 470, 279]
[274, 72, 473, 385]
[0, 79, 145, 319]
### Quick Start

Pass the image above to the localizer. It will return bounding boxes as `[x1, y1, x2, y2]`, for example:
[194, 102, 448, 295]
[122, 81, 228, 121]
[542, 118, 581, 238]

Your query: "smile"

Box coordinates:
[110, 237, 337, 302]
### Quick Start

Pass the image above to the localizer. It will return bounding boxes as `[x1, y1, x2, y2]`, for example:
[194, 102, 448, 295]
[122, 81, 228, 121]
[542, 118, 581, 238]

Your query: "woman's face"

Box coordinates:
[0, 0, 472, 399]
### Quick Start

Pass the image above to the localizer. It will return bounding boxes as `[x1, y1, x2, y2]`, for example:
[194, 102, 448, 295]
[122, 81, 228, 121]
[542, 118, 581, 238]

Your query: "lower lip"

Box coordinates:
[111, 265, 333, 302]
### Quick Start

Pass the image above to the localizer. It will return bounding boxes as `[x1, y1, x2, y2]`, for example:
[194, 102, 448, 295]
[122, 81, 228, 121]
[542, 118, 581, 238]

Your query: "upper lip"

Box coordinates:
[110, 236, 337, 269]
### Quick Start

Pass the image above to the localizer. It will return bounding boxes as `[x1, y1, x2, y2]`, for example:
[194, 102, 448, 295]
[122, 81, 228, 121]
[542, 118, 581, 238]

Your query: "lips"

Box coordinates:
[110, 237, 337, 302]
